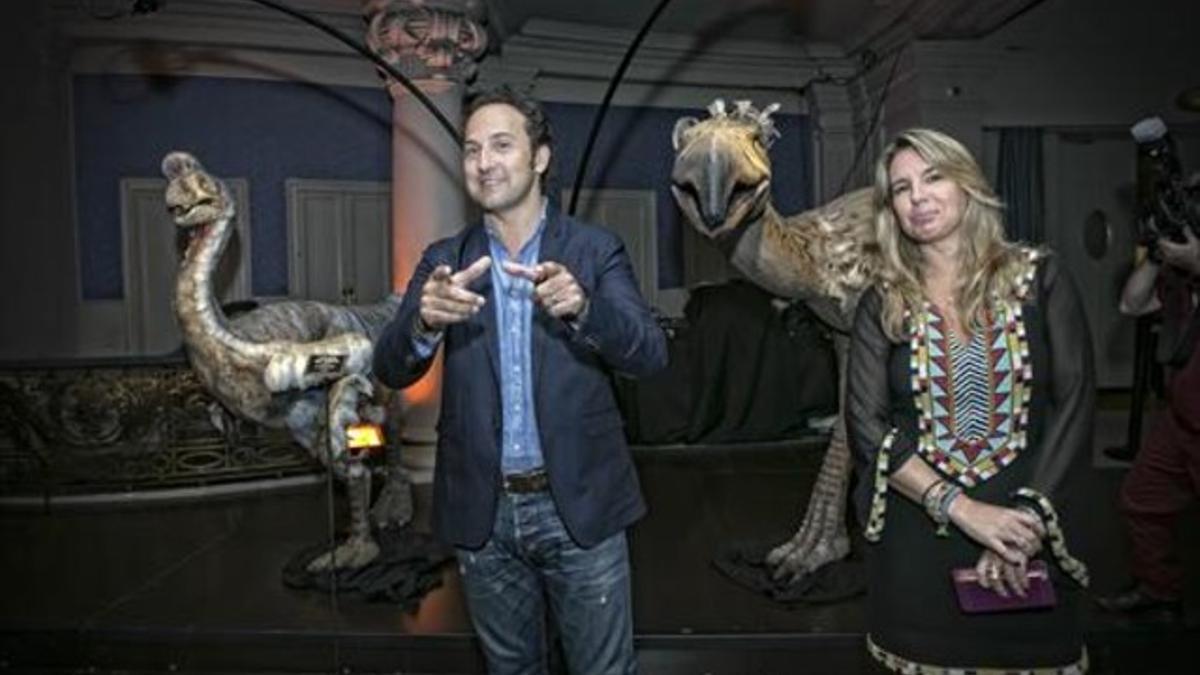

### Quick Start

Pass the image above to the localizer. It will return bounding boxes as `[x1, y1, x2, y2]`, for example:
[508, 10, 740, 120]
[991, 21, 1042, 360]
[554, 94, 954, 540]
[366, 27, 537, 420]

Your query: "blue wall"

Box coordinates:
[74, 74, 392, 299]
[73, 74, 811, 297]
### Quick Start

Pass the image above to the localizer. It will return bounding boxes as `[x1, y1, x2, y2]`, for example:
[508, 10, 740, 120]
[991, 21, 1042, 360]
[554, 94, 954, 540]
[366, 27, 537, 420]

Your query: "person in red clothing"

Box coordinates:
[1098, 226, 1200, 624]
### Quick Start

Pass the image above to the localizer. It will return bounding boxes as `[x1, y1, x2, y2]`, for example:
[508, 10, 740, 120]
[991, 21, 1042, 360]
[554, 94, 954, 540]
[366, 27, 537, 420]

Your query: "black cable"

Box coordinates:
[324, 429, 342, 671]
[324, 434, 340, 607]
[242, 0, 462, 147]
[567, 0, 675, 216]
[836, 48, 903, 195]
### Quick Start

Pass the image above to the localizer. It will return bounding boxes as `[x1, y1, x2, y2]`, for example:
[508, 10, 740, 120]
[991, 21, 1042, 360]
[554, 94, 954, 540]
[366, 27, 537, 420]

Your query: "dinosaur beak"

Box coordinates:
[670, 178, 729, 233]
[701, 195, 727, 230]
[671, 182, 709, 234]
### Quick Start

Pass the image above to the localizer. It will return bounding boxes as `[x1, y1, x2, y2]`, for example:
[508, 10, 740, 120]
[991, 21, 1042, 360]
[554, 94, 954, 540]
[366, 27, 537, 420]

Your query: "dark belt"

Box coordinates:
[502, 468, 549, 494]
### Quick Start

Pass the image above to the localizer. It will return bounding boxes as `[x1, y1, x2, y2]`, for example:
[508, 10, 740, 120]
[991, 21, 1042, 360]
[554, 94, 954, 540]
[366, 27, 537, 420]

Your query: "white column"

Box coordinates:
[364, 0, 487, 479]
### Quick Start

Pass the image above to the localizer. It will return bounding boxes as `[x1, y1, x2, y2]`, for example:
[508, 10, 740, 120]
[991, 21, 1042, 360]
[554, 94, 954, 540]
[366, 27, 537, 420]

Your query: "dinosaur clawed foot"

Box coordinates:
[765, 531, 851, 585]
[306, 534, 381, 573]
[764, 505, 851, 585]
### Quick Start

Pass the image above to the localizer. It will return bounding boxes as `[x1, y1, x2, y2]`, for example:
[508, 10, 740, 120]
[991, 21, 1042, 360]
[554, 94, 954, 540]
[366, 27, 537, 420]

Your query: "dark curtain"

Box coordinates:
[615, 280, 838, 445]
[996, 127, 1045, 243]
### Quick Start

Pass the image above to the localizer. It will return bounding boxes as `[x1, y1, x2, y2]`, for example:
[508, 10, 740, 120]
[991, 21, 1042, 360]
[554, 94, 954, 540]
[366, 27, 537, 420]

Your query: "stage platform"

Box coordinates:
[2, 437, 1197, 674]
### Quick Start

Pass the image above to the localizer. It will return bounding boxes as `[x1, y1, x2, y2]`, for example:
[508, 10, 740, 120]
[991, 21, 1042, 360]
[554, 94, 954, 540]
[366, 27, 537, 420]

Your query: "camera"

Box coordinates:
[1130, 117, 1200, 255]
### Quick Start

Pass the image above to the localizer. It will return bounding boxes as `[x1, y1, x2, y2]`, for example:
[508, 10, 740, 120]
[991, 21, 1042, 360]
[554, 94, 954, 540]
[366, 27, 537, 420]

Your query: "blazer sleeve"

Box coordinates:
[372, 245, 444, 389]
[572, 235, 668, 378]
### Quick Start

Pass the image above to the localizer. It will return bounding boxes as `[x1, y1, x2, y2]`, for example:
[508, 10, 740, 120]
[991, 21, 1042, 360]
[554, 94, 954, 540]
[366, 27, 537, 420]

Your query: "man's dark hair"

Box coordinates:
[464, 85, 554, 194]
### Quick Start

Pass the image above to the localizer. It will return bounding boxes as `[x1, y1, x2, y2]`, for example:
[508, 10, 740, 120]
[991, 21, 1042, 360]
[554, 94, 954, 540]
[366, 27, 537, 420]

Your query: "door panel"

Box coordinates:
[287, 180, 391, 305]
[561, 188, 658, 307]
[348, 193, 392, 304]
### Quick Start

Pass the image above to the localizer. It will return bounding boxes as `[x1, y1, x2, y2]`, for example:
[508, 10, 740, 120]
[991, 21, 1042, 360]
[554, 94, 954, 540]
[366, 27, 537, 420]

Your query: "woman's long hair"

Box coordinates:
[871, 128, 1031, 341]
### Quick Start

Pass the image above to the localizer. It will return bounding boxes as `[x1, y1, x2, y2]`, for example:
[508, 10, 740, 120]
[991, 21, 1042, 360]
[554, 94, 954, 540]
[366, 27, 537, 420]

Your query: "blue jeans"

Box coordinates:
[456, 490, 636, 675]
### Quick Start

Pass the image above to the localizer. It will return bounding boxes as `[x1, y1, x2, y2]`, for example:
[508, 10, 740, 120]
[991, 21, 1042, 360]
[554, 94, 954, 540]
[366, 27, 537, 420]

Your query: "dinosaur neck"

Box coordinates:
[729, 202, 824, 301]
[176, 216, 264, 358]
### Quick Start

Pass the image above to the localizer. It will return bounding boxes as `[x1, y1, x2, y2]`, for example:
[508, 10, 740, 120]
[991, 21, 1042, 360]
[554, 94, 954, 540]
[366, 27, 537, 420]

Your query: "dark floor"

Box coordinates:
[1, 429, 1197, 674]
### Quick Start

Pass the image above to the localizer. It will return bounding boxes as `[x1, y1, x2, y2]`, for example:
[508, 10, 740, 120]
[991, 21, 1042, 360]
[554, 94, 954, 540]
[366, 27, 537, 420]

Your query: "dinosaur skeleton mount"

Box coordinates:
[671, 100, 876, 583]
[162, 151, 414, 573]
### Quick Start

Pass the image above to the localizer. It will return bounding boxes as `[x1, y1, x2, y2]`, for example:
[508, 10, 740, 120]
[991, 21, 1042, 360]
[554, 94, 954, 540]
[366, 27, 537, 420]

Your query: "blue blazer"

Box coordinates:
[374, 211, 668, 549]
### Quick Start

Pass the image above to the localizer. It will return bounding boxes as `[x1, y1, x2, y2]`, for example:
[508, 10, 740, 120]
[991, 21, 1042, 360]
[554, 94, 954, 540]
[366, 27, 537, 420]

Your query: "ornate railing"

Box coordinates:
[0, 355, 317, 499]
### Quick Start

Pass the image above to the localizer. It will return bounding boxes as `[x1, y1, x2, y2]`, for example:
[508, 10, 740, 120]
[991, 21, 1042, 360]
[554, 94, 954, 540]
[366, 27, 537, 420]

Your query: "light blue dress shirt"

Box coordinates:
[486, 216, 547, 474]
[411, 213, 548, 475]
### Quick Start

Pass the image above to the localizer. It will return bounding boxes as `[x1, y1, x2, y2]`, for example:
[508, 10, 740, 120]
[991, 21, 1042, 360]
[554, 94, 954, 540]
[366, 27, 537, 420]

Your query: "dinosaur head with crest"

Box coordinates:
[669, 99, 875, 312]
[670, 99, 781, 242]
[162, 151, 236, 263]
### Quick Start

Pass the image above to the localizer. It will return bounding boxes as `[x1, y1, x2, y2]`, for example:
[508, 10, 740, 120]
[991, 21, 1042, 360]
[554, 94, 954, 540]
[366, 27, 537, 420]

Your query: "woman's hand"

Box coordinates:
[974, 549, 1030, 598]
[948, 495, 1044, 564]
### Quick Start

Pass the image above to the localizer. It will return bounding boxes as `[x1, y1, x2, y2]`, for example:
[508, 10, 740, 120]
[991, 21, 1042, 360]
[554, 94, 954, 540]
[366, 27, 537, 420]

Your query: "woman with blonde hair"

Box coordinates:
[847, 128, 1094, 672]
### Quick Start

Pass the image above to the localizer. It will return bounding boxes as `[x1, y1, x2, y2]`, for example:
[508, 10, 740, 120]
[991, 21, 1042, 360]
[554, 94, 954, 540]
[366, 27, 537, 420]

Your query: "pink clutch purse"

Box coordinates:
[951, 559, 1056, 613]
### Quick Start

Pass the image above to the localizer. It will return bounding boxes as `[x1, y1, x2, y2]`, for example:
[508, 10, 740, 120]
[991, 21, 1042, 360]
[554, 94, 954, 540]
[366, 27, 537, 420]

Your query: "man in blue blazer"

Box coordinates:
[374, 86, 667, 674]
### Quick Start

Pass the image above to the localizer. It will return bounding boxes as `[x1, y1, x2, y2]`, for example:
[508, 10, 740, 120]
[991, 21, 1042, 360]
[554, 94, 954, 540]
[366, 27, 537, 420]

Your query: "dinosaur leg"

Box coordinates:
[306, 375, 381, 572]
[765, 333, 853, 583]
[372, 464, 414, 530]
[371, 407, 414, 530]
[307, 463, 380, 572]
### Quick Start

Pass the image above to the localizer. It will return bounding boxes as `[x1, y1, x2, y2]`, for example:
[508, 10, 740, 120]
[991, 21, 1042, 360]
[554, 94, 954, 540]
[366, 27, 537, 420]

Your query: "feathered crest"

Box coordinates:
[706, 98, 782, 147]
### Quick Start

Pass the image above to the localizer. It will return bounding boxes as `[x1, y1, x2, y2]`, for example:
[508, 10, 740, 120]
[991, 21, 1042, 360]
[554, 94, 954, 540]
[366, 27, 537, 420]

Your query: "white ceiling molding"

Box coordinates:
[483, 18, 858, 97]
[56, 0, 383, 85]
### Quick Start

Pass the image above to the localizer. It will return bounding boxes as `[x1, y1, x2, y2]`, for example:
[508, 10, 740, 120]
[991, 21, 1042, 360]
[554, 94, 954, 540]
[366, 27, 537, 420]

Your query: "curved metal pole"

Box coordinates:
[567, 0, 675, 216]
[245, 0, 462, 147]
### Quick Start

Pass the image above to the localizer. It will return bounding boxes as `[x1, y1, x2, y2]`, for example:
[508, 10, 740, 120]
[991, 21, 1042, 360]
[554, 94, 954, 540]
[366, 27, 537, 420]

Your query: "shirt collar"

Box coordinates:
[484, 200, 549, 257]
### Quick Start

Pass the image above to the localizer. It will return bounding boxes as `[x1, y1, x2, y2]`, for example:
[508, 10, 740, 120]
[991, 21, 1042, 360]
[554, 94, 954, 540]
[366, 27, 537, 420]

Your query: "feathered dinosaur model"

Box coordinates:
[671, 100, 876, 582]
[163, 151, 411, 572]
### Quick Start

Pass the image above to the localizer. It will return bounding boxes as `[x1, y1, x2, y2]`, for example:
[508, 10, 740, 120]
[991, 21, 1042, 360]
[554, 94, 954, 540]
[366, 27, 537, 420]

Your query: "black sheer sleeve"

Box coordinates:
[1023, 255, 1096, 501]
[1010, 255, 1096, 587]
[846, 287, 920, 528]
